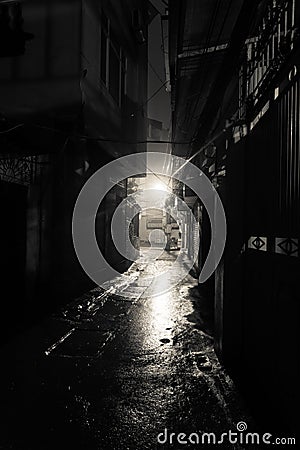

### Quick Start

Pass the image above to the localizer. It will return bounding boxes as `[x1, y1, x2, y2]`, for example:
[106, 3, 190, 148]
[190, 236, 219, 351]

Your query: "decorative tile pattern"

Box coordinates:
[248, 236, 267, 251]
[246, 237, 299, 257]
[275, 238, 299, 257]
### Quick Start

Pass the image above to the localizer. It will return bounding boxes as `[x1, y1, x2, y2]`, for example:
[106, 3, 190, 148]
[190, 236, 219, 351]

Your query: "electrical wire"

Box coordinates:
[148, 58, 165, 84]
[0, 123, 24, 134]
[168, 118, 235, 185]
[128, 79, 170, 118]
[175, 0, 222, 135]
[80, 52, 170, 120]
[172, 0, 235, 165]
[181, 0, 224, 135]
[0, 121, 189, 145]
[189, 0, 234, 143]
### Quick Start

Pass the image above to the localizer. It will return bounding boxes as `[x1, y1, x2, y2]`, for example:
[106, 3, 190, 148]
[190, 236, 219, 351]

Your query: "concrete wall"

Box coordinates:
[0, 0, 149, 334]
[0, 0, 83, 331]
[81, 0, 148, 158]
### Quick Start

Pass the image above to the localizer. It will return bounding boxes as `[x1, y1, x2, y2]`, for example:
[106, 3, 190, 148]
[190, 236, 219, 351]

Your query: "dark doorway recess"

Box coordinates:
[0, 181, 27, 339]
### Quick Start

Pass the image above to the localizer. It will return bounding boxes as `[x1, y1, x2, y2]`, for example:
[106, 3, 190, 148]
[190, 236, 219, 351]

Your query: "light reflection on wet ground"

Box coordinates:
[0, 251, 254, 449]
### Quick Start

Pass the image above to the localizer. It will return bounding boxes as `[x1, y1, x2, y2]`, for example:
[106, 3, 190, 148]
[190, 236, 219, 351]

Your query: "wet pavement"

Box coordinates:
[0, 251, 254, 449]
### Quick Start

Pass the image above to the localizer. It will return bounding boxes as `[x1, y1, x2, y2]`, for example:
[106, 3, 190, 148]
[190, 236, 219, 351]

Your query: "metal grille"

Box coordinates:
[0, 155, 44, 186]
[239, 0, 296, 114]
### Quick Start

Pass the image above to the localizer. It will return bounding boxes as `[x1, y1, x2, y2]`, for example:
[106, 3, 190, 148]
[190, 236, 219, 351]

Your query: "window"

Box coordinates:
[100, 10, 127, 107]
[120, 52, 127, 106]
[109, 31, 120, 103]
[100, 33, 107, 84]
[147, 219, 163, 229]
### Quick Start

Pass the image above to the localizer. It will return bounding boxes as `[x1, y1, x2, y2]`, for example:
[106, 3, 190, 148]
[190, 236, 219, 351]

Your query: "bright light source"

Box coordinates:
[152, 181, 169, 192]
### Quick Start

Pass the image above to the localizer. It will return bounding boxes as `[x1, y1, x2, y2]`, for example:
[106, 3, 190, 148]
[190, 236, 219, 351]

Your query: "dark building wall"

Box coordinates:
[0, 0, 149, 335]
[81, 0, 148, 272]
[169, 0, 299, 433]
[81, 0, 148, 156]
[0, 0, 83, 333]
[216, 66, 300, 432]
[214, 20, 300, 436]
[0, 0, 82, 122]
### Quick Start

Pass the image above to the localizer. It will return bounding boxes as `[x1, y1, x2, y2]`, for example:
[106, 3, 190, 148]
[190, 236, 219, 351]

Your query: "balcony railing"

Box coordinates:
[239, 0, 297, 118]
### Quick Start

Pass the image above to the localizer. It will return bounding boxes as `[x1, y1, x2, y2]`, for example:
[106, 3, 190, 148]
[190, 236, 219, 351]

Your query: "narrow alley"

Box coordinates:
[0, 0, 299, 447]
[0, 252, 253, 449]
